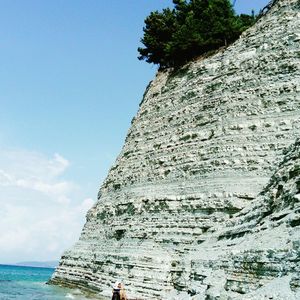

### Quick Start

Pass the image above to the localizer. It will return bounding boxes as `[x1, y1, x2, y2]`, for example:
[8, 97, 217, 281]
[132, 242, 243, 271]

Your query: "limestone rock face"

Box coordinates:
[50, 0, 300, 299]
[186, 138, 300, 300]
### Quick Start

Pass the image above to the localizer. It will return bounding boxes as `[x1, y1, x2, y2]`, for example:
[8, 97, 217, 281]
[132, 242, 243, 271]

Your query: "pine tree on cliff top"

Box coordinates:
[138, 0, 256, 69]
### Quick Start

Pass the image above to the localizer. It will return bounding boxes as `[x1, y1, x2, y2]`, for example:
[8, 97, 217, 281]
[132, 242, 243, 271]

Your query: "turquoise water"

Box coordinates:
[0, 264, 92, 300]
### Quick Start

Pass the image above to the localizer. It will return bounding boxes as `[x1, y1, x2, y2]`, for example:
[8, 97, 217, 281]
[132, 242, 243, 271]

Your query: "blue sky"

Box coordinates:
[0, 0, 270, 264]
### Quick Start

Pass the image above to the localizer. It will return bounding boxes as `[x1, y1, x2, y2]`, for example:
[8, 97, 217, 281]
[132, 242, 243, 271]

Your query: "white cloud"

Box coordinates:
[49, 153, 70, 176]
[0, 148, 95, 263]
[0, 169, 13, 185]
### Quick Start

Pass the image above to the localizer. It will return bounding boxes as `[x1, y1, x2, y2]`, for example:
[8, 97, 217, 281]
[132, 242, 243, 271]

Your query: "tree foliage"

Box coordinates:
[138, 0, 256, 68]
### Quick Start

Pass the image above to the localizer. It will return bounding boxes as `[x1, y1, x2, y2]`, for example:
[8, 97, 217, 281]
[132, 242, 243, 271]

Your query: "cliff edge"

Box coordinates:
[50, 0, 300, 299]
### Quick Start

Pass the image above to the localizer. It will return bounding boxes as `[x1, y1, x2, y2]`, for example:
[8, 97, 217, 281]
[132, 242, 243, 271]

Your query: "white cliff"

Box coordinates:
[50, 0, 300, 299]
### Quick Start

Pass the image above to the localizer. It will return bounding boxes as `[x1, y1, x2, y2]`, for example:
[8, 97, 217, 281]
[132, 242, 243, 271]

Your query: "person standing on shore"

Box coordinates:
[112, 282, 121, 300]
[112, 281, 127, 300]
[120, 282, 127, 300]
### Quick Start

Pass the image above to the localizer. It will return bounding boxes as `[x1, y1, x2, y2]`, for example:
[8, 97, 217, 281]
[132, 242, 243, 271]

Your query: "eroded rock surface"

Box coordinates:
[181, 138, 300, 299]
[50, 0, 300, 299]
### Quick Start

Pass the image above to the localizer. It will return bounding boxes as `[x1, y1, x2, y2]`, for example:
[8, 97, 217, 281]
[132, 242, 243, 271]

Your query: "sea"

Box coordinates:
[0, 264, 96, 300]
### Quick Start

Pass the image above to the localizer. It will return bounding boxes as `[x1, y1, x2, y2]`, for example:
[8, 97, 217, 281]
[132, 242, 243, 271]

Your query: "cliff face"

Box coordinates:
[51, 0, 300, 299]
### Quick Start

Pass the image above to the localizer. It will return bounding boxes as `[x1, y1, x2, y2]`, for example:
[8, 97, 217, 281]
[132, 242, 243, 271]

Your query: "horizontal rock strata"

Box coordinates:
[184, 138, 300, 299]
[50, 0, 300, 299]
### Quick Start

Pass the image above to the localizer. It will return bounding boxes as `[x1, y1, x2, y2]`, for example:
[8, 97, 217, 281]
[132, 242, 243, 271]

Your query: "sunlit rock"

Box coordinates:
[50, 1, 300, 299]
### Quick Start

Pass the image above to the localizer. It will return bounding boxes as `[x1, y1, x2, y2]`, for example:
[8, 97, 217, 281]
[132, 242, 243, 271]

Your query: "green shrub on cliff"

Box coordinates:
[138, 0, 256, 68]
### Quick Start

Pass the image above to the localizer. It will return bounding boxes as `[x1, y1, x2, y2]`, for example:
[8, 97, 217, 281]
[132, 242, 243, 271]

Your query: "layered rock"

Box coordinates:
[184, 138, 300, 299]
[50, 0, 300, 299]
